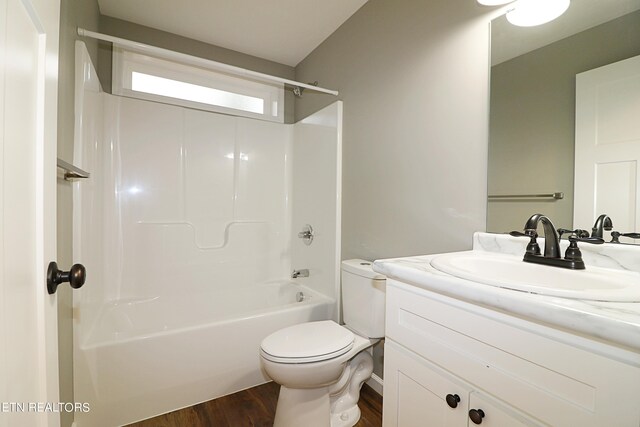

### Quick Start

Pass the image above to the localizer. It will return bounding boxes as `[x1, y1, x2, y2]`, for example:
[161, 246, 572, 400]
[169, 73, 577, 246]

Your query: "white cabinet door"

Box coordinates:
[467, 393, 539, 427]
[574, 55, 640, 238]
[0, 0, 60, 425]
[384, 340, 468, 427]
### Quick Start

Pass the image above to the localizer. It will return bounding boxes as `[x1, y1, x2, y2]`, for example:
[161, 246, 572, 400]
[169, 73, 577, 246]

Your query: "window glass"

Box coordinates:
[112, 48, 284, 122]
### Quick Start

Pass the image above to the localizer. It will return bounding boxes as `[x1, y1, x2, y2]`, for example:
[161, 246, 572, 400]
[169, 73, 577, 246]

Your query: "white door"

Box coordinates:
[574, 55, 640, 240]
[0, 0, 61, 425]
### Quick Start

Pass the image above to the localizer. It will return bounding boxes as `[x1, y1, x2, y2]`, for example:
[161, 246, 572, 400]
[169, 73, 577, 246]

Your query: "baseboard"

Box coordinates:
[366, 373, 383, 396]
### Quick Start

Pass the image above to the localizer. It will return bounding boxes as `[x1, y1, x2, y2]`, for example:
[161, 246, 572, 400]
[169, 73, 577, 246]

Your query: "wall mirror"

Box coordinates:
[487, 0, 640, 243]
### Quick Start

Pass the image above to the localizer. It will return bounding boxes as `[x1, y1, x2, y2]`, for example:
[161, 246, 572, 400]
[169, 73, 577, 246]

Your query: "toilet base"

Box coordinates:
[329, 351, 373, 427]
[330, 404, 361, 427]
[274, 386, 331, 427]
[271, 350, 374, 427]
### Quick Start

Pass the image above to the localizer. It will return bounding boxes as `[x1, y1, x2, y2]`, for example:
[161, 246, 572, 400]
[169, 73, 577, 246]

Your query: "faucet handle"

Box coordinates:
[509, 230, 538, 238]
[564, 235, 605, 263]
[557, 228, 571, 240]
[570, 236, 605, 244]
[558, 228, 590, 239]
[610, 231, 640, 243]
[509, 230, 540, 256]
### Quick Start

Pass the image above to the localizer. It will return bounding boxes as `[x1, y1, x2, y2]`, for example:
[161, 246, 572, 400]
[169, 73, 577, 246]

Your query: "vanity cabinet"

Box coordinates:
[383, 279, 640, 427]
[385, 341, 534, 426]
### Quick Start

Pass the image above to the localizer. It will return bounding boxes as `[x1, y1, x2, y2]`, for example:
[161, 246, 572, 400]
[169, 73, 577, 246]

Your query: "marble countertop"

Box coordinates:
[373, 232, 640, 353]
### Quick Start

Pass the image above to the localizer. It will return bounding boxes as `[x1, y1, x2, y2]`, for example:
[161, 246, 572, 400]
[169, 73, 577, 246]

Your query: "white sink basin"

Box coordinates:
[430, 251, 640, 302]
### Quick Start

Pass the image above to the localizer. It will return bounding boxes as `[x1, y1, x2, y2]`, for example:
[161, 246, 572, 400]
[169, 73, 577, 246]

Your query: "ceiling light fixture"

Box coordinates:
[476, 0, 513, 5]
[506, 0, 571, 27]
[476, 0, 570, 27]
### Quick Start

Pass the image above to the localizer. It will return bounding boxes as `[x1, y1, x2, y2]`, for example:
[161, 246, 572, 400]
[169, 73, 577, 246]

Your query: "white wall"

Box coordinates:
[291, 101, 343, 311]
[104, 97, 291, 301]
[295, 0, 496, 260]
[72, 42, 105, 337]
[75, 95, 293, 327]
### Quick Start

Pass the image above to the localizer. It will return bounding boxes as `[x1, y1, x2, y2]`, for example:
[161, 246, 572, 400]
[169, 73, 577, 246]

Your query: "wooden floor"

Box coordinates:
[127, 382, 382, 427]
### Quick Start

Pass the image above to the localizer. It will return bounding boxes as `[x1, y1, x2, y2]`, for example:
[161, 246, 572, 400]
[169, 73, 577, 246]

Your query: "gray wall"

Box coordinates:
[294, 0, 493, 381]
[295, 0, 492, 262]
[98, 16, 297, 123]
[488, 10, 640, 234]
[57, 1, 100, 426]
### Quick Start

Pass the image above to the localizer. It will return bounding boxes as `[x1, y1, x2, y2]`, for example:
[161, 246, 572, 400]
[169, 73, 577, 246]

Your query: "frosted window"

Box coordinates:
[131, 72, 264, 114]
[112, 48, 284, 122]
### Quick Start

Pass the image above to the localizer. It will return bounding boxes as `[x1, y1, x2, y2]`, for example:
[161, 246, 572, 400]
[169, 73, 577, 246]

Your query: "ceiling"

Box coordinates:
[491, 0, 640, 65]
[97, 0, 368, 67]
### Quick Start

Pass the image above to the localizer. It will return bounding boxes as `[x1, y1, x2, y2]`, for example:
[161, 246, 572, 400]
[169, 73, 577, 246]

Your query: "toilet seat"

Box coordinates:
[261, 320, 355, 364]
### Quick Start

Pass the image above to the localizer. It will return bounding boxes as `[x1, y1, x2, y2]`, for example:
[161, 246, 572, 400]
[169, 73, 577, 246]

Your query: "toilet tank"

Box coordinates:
[341, 259, 386, 338]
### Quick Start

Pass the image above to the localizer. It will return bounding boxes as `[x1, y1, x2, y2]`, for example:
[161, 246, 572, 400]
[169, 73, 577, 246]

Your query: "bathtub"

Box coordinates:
[73, 281, 335, 427]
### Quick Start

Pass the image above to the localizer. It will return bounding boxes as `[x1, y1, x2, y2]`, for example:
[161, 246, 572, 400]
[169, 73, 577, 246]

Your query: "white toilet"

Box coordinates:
[260, 259, 386, 427]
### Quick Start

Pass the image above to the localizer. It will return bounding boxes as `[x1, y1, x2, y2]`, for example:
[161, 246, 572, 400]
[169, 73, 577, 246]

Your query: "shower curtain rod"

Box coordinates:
[77, 27, 339, 96]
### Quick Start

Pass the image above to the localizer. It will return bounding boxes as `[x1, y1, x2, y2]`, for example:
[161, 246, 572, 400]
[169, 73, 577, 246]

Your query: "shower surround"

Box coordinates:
[72, 43, 342, 426]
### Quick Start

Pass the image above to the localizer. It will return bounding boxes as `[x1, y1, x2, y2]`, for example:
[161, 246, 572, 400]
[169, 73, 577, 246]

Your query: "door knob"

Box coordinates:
[47, 262, 86, 294]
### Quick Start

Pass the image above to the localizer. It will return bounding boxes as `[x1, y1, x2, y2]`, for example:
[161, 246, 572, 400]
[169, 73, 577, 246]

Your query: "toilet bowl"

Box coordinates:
[260, 260, 386, 427]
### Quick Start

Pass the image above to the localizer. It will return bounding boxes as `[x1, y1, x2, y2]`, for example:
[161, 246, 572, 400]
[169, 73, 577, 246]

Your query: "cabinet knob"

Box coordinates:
[469, 408, 485, 424]
[445, 394, 460, 408]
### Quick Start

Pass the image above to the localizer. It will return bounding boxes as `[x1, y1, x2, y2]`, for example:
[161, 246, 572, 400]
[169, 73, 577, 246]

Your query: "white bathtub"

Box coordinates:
[73, 282, 335, 427]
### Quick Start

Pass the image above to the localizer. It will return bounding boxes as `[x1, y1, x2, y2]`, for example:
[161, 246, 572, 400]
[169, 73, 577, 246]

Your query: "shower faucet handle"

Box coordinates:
[297, 224, 314, 245]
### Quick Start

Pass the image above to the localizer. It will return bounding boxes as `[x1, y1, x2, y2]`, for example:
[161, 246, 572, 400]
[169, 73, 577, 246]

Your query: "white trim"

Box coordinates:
[366, 373, 384, 396]
[334, 101, 343, 323]
[77, 27, 339, 96]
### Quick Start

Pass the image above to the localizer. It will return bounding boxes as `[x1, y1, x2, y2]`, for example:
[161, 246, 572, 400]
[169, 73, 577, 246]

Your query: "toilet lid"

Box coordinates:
[261, 320, 354, 363]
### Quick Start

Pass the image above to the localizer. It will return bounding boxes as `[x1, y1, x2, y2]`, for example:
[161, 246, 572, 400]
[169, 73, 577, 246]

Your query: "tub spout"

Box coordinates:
[292, 269, 309, 278]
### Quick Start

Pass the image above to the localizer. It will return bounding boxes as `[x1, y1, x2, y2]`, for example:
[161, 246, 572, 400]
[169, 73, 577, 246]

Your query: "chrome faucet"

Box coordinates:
[292, 269, 309, 278]
[591, 214, 613, 239]
[511, 213, 604, 270]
